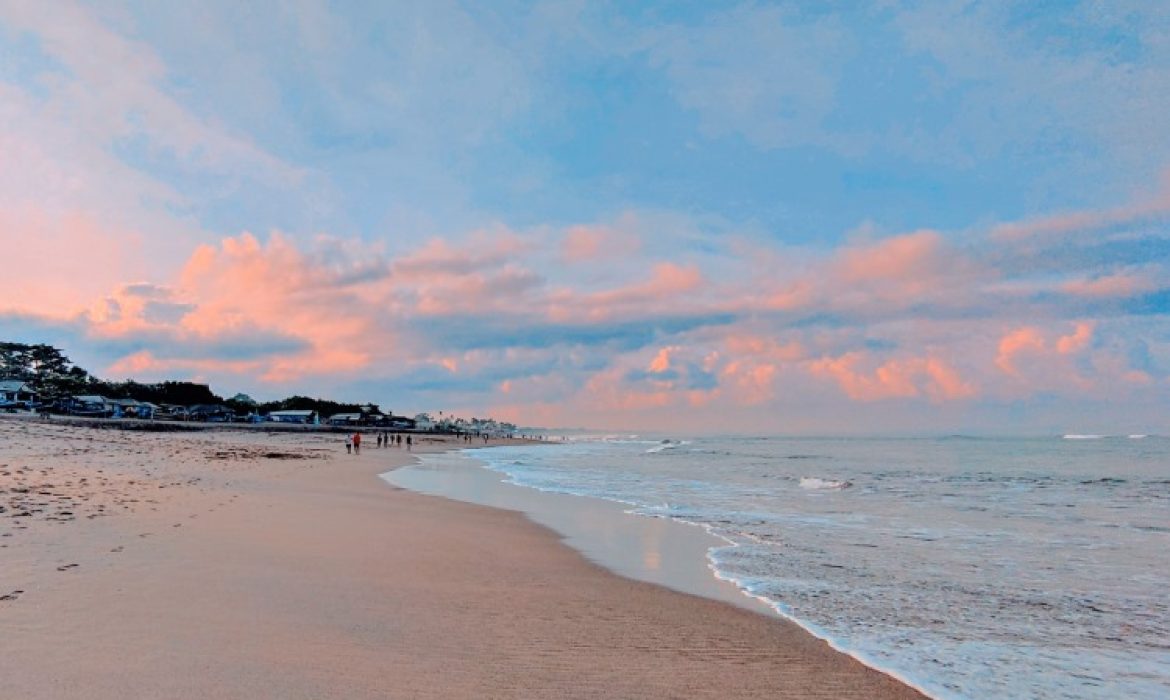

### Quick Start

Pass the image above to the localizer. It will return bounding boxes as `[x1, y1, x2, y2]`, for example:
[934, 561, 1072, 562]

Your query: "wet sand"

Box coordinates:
[0, 418, 926, 698]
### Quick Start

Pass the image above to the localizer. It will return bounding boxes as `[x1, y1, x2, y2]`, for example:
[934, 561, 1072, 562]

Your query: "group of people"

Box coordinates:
[344, 431, 411, 454]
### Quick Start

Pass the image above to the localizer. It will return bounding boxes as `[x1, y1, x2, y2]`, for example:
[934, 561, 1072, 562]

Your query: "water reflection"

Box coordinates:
[384, 451, 770, 616]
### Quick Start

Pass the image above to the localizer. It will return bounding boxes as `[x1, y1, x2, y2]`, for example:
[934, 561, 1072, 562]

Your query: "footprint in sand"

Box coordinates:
[0, 590, 24, 602]
[56, 563, 79, 572]
[110, 546, 124, 553]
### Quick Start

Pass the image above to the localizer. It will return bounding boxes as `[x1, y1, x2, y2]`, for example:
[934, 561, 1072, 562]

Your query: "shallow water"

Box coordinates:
[427, 435, 1169, 700]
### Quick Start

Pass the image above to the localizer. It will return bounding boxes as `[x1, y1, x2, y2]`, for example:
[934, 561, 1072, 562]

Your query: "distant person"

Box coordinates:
[353, 431, 362, 454]
[396, 434, 402, 447]
[376, 433, 383, 448]
[345, 434, 353, 454]
[406, 435, 412, 451]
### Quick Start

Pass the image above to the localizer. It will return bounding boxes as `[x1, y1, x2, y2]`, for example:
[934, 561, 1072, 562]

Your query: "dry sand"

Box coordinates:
[0, 417, 926, 699]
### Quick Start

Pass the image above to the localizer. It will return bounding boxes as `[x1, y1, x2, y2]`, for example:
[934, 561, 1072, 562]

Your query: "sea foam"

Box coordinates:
[458, 435, 1170, 700]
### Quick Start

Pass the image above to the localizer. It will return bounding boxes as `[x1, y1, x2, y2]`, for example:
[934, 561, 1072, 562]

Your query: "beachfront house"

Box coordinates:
[155, 404, 188, 420]
[268, 409, 319, 425]
[68, 395, 114, 417]
[388, 415, 416, 430]
[187, 404, 235, 422]
[414, 414, 435, 431]
[111, 398, 156, 419]
[328, 412, 363, 426]
[0, 379, 37, 408]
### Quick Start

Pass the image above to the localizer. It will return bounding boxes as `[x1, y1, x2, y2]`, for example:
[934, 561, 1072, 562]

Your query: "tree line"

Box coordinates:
[1, 341, 381, 416]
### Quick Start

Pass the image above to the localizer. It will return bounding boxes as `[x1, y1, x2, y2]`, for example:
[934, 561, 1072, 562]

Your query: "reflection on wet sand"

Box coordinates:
[384, 450, 773, 616]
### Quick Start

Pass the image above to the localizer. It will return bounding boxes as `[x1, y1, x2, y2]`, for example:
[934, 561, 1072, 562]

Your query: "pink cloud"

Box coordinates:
[582, 262, 704, 315]
[413, 265, 543, 315]
[1056, 322, 1094, 355]
[995, 327, 1047, 376]
[991, 322, 1103, 396]
[996, 321, 1094, 378]
[4, 197, 1164, 431]
[392, 232, 525, 278]
[559, 221, 643, 263]
[105, 350, 260, 380]
[720, 360, 779, 404]
[173, 232, 379, 378]
[724, 334, 807, 362]
[763, 280, 816, 311]
[990, 170, 1170, 243]
[1061, 272, 1159, 299]
[648, 346, 677, 373]
[837, 230, 943, 283]
[809, 351, 976, 402]
[562, 226, 606, 261]
[0, 207, 146, 315]
[829, 230, 981, 307]
[746, 229, 985, 316]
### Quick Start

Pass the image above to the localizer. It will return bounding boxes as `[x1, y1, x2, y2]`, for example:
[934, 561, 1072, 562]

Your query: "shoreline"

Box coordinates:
[1, 420, 927, 698]
[393, 447, 940, 700]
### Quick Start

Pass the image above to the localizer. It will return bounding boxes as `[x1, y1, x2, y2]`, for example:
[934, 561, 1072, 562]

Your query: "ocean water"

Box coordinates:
[463, 435, 1170, 700]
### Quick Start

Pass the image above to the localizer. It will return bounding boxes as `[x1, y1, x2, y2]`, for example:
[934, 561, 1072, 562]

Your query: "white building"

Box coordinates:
[0, 380, 37, 407]
[268, 409, 319, 425]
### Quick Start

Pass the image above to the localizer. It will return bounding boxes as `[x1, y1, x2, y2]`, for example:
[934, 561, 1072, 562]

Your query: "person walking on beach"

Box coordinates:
[406, 435, 412, 451]
[396, 434, 402, 447]
[353, 431, 362, 454]
[345, 434, 352, 454]
[376, 433, 383, 449]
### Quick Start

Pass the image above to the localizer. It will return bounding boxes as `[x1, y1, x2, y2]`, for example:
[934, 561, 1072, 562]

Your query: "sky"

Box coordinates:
[2, 0, 1169, 434]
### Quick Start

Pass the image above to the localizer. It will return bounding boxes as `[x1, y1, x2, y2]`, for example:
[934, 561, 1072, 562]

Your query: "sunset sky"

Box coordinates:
[2, 1, 1169, 433]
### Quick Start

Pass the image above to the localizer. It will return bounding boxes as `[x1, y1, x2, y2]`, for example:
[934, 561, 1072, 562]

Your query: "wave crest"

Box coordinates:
[800, 477, 853, 490]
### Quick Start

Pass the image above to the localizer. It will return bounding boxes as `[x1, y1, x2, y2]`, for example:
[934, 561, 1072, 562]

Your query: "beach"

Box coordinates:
[0, 418, 924, 699]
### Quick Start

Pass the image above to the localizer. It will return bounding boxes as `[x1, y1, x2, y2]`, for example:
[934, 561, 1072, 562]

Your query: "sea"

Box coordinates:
[391, 434, 1170, 699]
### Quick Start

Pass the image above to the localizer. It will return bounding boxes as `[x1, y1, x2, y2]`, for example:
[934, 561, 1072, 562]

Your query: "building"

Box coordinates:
[268, 409, 319, 425]
[111, 398, 155, 419]
[388, 415, 417, 429]
[155, 404, 189, 420]
[68, 395, 113, 417]
[328, 412, 363, 426]
[0, 380, 37, 408]
[187, 404, 235, 422]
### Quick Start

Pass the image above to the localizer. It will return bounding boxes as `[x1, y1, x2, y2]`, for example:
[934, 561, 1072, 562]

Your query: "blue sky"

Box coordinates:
[2, 1, 1169, 432]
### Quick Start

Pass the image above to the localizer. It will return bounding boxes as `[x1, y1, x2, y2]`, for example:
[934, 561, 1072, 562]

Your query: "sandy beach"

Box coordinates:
[0, 417, 925, 699]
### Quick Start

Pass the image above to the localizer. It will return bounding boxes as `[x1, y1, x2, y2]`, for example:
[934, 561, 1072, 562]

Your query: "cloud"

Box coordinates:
[809, 352, 977, 403]
[1060, 270, 1163, 299]
[4, 202, 1167, 431]
[560, 224, 641, 262]
[583, 262, 704, 313]
[0, 0, 299, 183]
[991, 170, 1170, 244]
[891, 1, 1170, 186]
[996, 327, 1048, 377]
[1056, 322, 1094, 355]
